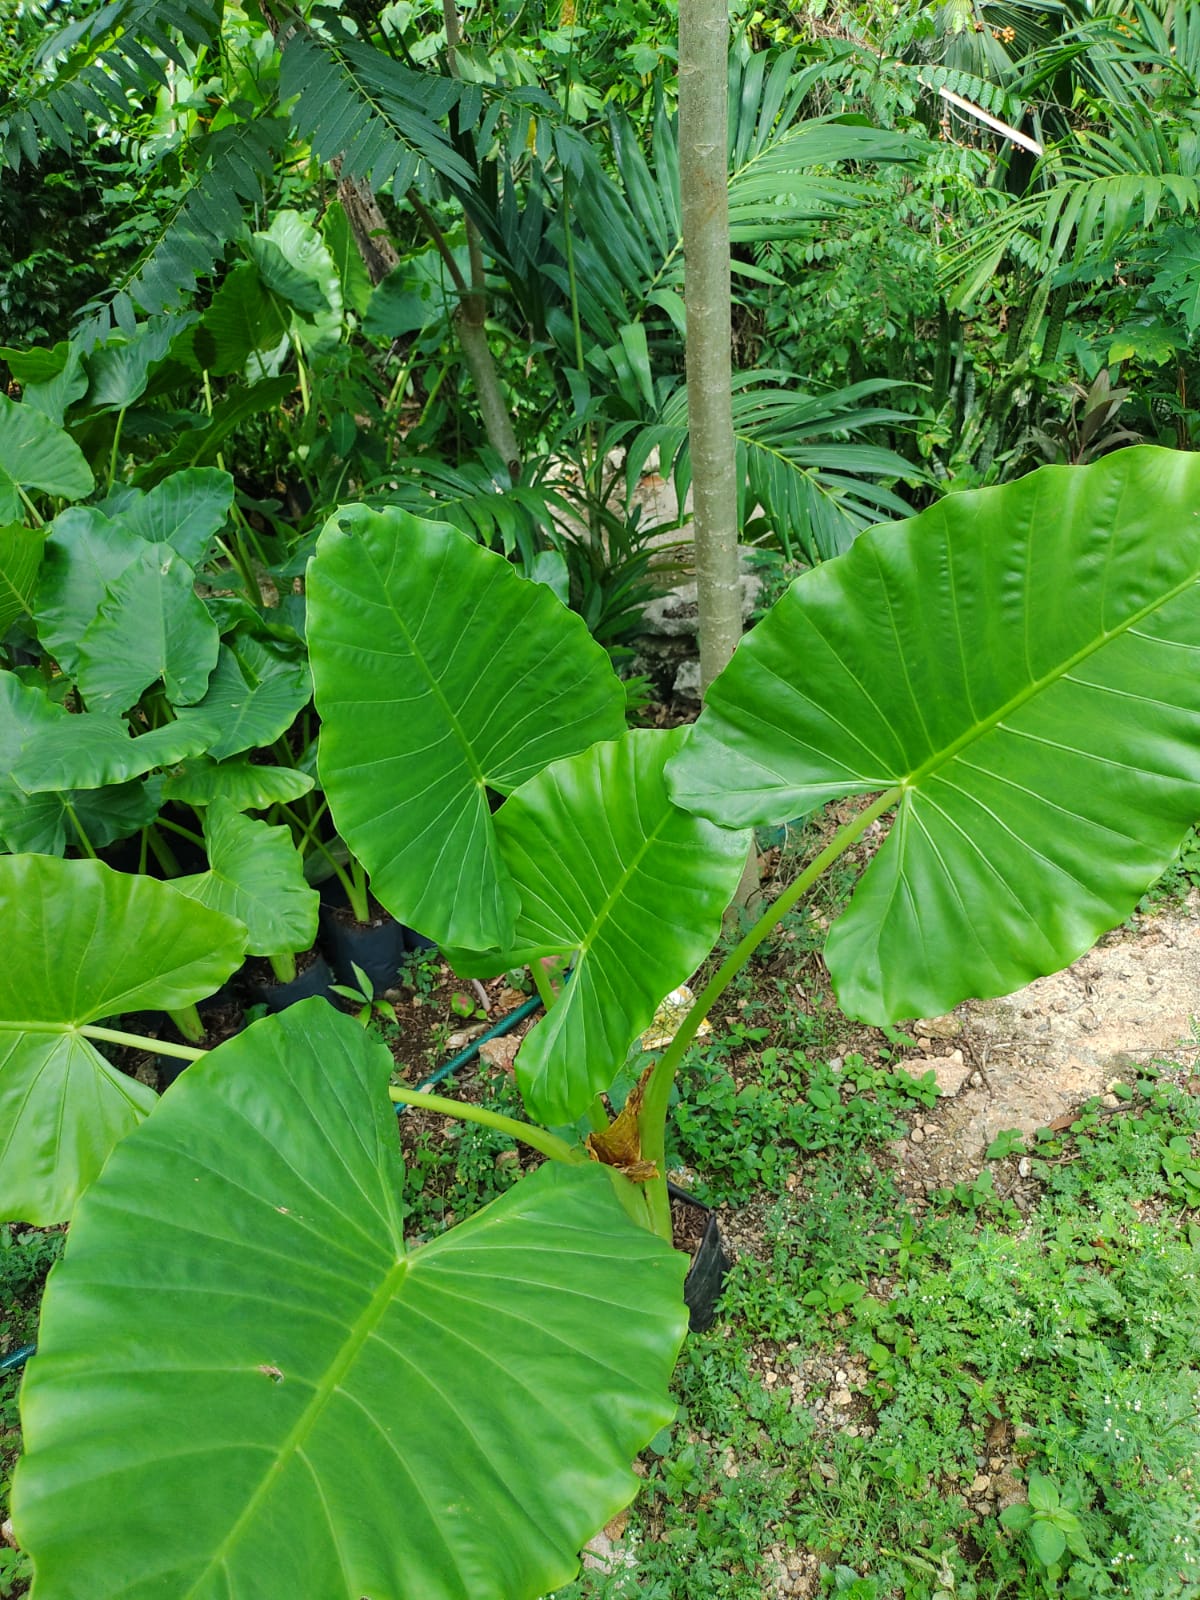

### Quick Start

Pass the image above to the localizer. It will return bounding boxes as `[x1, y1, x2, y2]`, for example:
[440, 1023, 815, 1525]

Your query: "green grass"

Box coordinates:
[549, 1069, 1200, 1599]
[0, 1226, 63, 1598]
[4, 957, 1200, 1600]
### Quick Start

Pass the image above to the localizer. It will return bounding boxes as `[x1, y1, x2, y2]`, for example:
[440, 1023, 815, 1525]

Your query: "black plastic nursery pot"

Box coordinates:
[318, 882, 436, 993]
[241, 948, 337, 1014]
[668, 1182, 731, 1334]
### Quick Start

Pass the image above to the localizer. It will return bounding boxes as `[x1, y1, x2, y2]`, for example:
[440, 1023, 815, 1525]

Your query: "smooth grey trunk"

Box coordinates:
[679, 0, 741, 694]
[680, 0, 759, 911]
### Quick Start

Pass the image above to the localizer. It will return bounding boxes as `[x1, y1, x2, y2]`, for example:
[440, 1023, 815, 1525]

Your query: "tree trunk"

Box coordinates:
[336, 169, 400, 284]
[679, 0, 741, 695]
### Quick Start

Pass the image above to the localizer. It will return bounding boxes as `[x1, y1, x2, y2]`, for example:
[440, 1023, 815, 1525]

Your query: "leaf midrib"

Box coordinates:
[182, 1254, 410, 1597]
[903, 561, 1200, 792]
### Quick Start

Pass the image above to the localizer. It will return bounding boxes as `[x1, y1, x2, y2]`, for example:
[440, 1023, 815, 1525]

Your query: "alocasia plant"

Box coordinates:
[9, 445, 1200, 1597]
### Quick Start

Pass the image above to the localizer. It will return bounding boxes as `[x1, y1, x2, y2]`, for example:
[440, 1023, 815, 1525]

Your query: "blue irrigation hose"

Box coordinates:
[1, 1342, 35, 1374]
[396, 992, 544, 1113]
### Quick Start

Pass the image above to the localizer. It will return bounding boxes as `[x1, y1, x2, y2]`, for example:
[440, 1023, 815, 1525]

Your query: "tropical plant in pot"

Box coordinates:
[7, 445, 1200, 1598]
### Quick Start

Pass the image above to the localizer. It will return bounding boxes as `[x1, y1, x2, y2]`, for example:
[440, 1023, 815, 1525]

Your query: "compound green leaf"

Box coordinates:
[307, 506, 626, 952]
[0, 393, 93, 519]
[668, 447, 1200, 1022]
[175, 800, 318, 958]
[34, 507, 147, 675]
[162, 754, 314, 810]
[0, 856, 245, 1223]
[76, 542, 220, 712]
[14, 1003, 688, 1598]
[0, 522, 42, 635]
[478, 729, 749, 1125]
[175, 636, 311, 760]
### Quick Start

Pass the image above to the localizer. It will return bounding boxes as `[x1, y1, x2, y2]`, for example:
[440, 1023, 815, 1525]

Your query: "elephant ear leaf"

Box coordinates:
[174, 799, 318, 959]
[13, 1002, 688, 1600]
[307, 505, 626, 952]
[668, 446, 1200, 1022]
[0, 393, 93, 520]
[463, 728, 750, 1125]
[0, 856, 246, 1224]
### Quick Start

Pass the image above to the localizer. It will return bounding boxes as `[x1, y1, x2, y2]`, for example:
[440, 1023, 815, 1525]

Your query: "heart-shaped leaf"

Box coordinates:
[0, 856, 245, 1223]
[116, 467, 234, 566]
[307, 505, 626, 952]
[34, 507, 147, 674]
[0, 673, 160, 853]
[76, 542, 220, 712]
[668, 446, 1200, 1021]
[13, 711, 216, 792]
[0, 393, 93, 519]
[82, 318, 184, 411]
[13, 1002, 688, 1597]
[0, 341, 87, 426]
[174, 800, 318, 958]
[463, 729, 749, 1125]
[162, 754, 314, 810]
[175, 637, 311, 760]
[0, 522, 42, 634]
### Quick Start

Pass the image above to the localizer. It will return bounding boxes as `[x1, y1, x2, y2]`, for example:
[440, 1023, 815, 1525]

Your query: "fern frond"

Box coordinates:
[0, 0, 220, 171]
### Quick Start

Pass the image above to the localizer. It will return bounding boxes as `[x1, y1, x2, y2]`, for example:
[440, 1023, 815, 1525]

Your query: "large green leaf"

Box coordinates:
[255, 209, 343, 354]
[0, 673, 161, 853]
[34, 507, 147, 675]
[162, 754, 314, 811]
[175, 800, 318, 958]
[0, 522, 42, 634]
[461, 730, 750, 1125]
[668, 447, 1200, 1022]
[199, 262, 290, 380]
[307, 506, 627, 952]
[116, 467, 234, 566]
[174, 636, 311, 760]
[0, 856, 245, 1224]
[0, 393, 93, 519]
[12, 711, 215, 792]
[76, 542, 220, 712]
[0, 341, 88, 426]
[82, 318, 183, 411]
[14, 1003, 688, 1597]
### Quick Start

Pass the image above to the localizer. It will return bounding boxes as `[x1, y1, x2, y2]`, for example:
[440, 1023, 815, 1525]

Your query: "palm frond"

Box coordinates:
[544, 51, 920, 353]
[632, 373, 917, 566]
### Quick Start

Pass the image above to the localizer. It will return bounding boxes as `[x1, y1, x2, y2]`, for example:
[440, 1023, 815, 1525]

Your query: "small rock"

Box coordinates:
[969, 1071, 984, 1088]
[478, 1035, 519, 1073]
[1018, 1156, 1032, 1178]
[931, 1049, 970, 1097]
[1, 1519, 15, 1550]
[831, 1388, 852, 1406]
[971, 1473, 991, 1493]
[909, 1127, 926, 1145]
[444, 1023, 488, 1052]
[1101, 1093, 1121, 1108]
